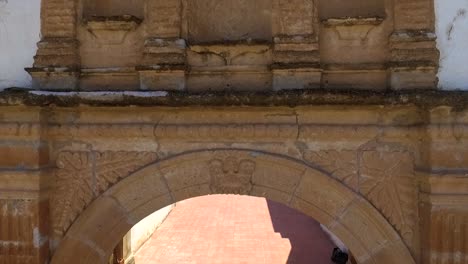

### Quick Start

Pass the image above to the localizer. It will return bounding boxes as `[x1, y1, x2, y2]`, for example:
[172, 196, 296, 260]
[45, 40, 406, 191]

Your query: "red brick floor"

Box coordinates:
[134, 195, 336, 264]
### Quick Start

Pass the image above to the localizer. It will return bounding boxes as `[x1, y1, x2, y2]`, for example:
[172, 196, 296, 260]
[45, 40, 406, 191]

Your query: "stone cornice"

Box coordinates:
[0, 90, 467, 109]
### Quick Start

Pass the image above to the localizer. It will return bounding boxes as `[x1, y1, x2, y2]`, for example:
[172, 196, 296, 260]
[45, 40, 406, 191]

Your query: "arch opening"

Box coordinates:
[50, 150, 414, 264]
[113, 195, 352, 264]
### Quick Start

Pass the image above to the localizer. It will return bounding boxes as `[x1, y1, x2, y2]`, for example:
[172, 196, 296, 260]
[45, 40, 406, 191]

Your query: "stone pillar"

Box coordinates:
[0, 118, 50, 263]
[26, 0, 80, 90]
[389, 0, 439, 90]
[0, 199, 49, 264]
[420, 183, 468, 264]
[137, 0, 186, 91]
[272, 0, 321, 90]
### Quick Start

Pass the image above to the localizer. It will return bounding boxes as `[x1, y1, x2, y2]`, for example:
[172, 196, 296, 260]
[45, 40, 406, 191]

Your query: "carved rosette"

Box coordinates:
[208, 156, 256, 195]
[51, 151, 157, 236]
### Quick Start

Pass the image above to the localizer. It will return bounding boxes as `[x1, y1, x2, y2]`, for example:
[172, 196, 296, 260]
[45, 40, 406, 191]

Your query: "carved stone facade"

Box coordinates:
[0, 0, 466, 264]
[27, 0, 438, 91]
[304, 148, 419, 252]
[208, 156, 256, 195]
[51, 151, 157, 237]
[0, 98, 466, 263]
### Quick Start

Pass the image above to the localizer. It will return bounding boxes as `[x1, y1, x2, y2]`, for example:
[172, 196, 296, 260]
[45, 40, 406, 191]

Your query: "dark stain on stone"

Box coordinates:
[447, 9, 467, 41]
[0, 88, 467, 111]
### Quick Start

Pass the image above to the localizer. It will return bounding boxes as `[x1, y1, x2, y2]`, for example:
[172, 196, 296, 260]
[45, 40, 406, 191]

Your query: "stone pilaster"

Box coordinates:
[0, 199, 49, 264]
[137, 0, 186, 91]
[272, 0, 321, 90]
[26, 0, 80, 90]
[390, 0, 439, 90]
[420, 175, 468, 264]
[0, 139, 50, 263]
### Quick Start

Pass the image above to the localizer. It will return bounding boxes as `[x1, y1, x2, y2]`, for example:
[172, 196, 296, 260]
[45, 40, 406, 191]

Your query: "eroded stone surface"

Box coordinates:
[25, 0, 439, 91]
[0, 104, 466, 263]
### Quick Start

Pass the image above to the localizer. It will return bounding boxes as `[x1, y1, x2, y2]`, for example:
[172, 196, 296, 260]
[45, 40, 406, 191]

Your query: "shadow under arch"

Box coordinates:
[50, 149, 414, 264]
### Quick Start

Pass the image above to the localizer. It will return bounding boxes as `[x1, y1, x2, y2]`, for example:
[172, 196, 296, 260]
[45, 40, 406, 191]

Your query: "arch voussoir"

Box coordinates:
[51, 150, 414, 264]
[52, 196, 133, 264]
[327, 197, 413, 263]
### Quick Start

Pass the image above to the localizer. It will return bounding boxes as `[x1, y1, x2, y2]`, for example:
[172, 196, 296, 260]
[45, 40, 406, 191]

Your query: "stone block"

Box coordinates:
[289, 197, 335, 227]
[65, 196, 133, 257]
[337, 198, 401, 255]
[171, 185, 212, 202]
[138, 70, 186, 91]
[127, 194, 173, 224]
[294, 169, 355, 218]
[51, 236, 105, 264]
[327, 221, 373, 264]
[322, 71, 387, 90]
[29, 71, 79, 91]
[106, 167, 171, 214]
[188, 71, 271, 92]
[250, 185, 292, 205]
[160, 159, 211, 193]
[370, 239, 415, 264]
[251, 156, 305, 194]
[187, 0, 272, 43]
[80, 70, 140, 91]
[273, 68, 321, 90]
[0, 144, 49, 169]
[390, 68, 438, 89]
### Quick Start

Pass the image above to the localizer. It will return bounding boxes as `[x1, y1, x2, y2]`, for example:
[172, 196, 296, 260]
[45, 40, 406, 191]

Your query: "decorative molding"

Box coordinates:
[155, 124, 298, 140]
[2, 122, 468, 141]
[208, 156, 256, 194]
[0, 123, 41, 138]
[51, 151, 157, 236]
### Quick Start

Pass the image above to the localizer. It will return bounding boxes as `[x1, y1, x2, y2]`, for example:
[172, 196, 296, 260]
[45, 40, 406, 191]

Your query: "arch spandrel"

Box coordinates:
[50, 150, 414, 264]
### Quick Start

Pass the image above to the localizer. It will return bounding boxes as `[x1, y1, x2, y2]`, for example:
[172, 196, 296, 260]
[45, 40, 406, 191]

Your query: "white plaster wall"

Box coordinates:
[0, 0, 40, 90]
[435, 0, 468, 90]
[130, 204, 174, 254]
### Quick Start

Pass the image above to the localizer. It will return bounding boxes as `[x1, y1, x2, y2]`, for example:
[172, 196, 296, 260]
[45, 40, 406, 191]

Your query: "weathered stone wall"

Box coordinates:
[1, 1, 468, 90]
[25, 0, 438, 91]
[0, 94, 467, 263]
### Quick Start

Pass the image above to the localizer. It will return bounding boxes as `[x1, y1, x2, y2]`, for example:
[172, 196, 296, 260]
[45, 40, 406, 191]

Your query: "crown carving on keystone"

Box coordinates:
[208, 156, 256, 195]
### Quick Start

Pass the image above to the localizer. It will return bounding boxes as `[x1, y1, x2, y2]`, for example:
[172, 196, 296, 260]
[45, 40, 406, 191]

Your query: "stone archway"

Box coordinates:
[50, 150, 414, 264]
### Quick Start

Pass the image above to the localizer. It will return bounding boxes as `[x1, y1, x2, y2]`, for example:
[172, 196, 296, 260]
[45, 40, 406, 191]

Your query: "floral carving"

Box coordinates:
[304, 148, 417, 247]
[209, 156, 256, 195]
[303, 150, 358, 191]
[359, 150, 417, 244]
[51, 151, 157, 236]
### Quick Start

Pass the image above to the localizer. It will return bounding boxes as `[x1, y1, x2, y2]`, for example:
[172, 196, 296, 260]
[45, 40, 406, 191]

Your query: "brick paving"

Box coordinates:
[134, 195, 336, 264]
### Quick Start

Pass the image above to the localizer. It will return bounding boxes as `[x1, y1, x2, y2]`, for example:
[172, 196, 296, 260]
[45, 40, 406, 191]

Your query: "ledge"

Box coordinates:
[84, 15, 143, 31]
[322, 17, 384, 27]
[0, 89, 467, 109]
